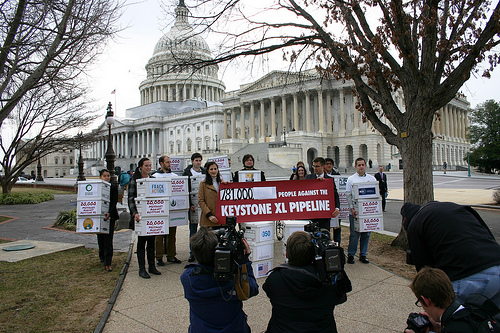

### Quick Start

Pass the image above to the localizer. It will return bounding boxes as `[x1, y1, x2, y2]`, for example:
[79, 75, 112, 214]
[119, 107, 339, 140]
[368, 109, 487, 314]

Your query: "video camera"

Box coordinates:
[304, 221, 345, 284]
[213, 216, 245, 281]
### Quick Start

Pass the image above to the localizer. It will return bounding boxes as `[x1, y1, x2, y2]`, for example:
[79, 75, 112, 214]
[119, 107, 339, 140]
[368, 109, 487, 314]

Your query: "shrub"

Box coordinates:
[0, 192, 54, 204]
[54, 209, 77, 230]
[494, 189, 500, 204]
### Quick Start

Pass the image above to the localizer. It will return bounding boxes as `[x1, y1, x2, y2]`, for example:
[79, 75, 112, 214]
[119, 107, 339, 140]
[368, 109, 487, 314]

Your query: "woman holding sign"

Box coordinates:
[128, 158, 162, 279]
[97, 169, 118, 272]
[198, 161, 228, 228]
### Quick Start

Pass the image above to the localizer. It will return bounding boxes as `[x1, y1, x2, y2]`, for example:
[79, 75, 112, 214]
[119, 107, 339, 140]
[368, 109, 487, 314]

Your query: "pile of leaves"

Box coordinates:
[0, 192, 54, 204]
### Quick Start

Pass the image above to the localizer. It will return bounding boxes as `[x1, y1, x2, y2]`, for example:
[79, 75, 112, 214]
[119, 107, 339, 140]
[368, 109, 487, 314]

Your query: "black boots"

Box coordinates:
[139, 266, 150, 279]
[148, 261, 161, 275]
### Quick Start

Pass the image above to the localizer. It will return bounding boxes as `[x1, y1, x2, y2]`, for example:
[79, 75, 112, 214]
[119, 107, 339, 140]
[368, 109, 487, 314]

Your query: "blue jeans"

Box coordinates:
[452, 264, 500, 308]
[347, 214, 370, 257]
[189, 222, 198, 256]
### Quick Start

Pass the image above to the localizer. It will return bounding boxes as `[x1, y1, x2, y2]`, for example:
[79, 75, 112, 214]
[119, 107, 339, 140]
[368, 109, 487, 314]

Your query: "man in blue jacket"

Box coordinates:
[181, 227, 259, 332]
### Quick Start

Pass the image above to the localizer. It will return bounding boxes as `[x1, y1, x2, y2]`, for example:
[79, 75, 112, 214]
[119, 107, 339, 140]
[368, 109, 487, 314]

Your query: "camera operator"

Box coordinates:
[180, 227, 259, 333]
[405, 267, 474, 333]
[263, 231, 340, 332]
[401, 201, 500, 307]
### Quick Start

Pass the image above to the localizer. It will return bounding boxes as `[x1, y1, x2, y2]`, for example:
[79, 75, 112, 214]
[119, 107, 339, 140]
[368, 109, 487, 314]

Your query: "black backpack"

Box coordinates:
[445, 294, 500, 332]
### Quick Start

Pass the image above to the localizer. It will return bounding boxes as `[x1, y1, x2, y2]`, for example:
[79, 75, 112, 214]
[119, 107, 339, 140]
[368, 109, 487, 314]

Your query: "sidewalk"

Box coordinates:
[103, 226, 416, 333]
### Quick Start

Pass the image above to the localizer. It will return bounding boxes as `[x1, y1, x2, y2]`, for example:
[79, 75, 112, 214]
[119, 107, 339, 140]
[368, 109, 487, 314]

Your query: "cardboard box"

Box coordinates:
[251, 259, 274, 278]
[220, 170, 233, 182]
[135, 217, 169, 236]
[170, 210, 189, 227]
[137, 178, 171, 197]
[77, 180, 110, 200]
[356, 199, 382, 216]
[333, 176, 349, 191]
[338, 191, 348, 205]
[330, 217, 340, 228]
[243, 222, 274, 244]
[169, 176, 189, 194]
[189, 208, 200, 224]
[207, 155, 230, 169]
[189, 176, 202, 193]
[238, 170, 262, 182]
[135, 198, 169, 216]
[76, 215, 110, 234]
[169, 195, 189, 210]
[169, 157, 185, 173]
[338, 205, 350, 219]
[282, 220, 309, 242]
[190, 193, 199, 207]
[248, 241, 274, 262]
[77, 199, 110, 216]
[353, 182, 380, 199]
[354, 215, 383, 232]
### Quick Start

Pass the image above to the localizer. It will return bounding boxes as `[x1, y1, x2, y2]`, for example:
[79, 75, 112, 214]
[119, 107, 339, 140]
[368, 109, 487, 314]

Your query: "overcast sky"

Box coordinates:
[87, 0, 500, 120]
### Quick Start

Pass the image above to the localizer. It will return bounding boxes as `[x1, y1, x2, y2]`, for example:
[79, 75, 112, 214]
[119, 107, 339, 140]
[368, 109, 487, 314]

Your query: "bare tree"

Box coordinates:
[0, 0, 123, 126]
[178, 1, 500, 201]
[0, 84, 98, 194]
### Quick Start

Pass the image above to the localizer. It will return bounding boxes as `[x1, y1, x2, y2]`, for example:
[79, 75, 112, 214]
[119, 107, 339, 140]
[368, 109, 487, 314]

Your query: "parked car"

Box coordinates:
[17, 177, 35, 184]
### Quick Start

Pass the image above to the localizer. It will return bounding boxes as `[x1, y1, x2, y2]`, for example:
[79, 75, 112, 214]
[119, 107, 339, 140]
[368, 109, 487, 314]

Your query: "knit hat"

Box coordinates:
[401, 202, 421, 231]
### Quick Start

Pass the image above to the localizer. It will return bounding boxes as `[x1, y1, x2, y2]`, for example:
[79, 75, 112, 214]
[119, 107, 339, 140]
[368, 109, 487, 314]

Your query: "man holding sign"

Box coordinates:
[305, 157, 340, 229]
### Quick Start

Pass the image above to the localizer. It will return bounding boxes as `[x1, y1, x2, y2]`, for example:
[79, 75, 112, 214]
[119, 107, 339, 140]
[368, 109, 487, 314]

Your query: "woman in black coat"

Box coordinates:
[97, 169, 119, 272]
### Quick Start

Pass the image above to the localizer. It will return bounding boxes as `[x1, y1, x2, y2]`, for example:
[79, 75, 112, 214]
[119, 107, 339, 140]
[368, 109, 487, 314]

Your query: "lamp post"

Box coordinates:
[283, 125, 287, 146]
[36, 157, 44, 182]
[468, 152, 471, 177]
[77, 132, 86, 181]
[105, 102, 117, 185]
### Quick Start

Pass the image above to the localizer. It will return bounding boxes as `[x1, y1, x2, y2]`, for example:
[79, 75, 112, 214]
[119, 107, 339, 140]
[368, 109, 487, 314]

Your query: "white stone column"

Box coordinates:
[250, 102, 256, 143]
[240, 106, 245, 139]
[445, 105, 450, 138]
[125, 133, 129, 158]
[305, 92, 311, 132]
[339, 89, 346, 136]
[326, 90, 332, 133]
[151, 129, 156, 157]
[259, 99, 265, 142]
[159, 129, 164, 155]
[270, 98, 276, 140]
[353, 94, 360, 134]
[182, 85, 186, 101]
[293, 93, 299, 131]
[231, 108, 237, 139]
[281, 95, 287, 133]
[223, 109, 228, 139]
[318, 88, 324, 133]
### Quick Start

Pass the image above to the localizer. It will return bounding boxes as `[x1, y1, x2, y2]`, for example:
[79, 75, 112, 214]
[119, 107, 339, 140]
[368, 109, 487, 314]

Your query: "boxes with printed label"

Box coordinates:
[135, 217, 169, 236]
[189, 193, 199, 207]
[77, 215, 110, 233]
[220, 170, 233, 182]
[243, 222, 274, 244]
[135, 198, 169, 217]
[170, 210, 189, 227]
[356, 199, 382, 216]
[189, 208, 200, 224]
[169, 157, 185, 173]
[333, 176, 349, 192]
[189, 176, 202, 193]
[137, 178, 171, 197]
[169, 195, 189, 210]
[77, 199, 110, 216]
[248, 241, 274, 262]
[282, 220, 309, 243]
[77, 180, 110, 200]
[354, 215, 383, 232]
[169, 177, 189, 194]
[353, 182, 380, 200]
[238, 170, 262, 182]
[251, 259, 274, 278]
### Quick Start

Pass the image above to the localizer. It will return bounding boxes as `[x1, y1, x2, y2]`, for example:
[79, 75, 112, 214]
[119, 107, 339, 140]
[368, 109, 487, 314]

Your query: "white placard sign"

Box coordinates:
[170, 157, 185, 172]
[208, 155, 230, 169]
[170, 177, 189, 194]
[238, 170, 262, 182]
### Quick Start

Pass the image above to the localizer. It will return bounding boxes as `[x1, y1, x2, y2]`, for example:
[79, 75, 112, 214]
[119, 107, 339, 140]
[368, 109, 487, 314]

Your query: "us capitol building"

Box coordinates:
[86, 1, 470, 176]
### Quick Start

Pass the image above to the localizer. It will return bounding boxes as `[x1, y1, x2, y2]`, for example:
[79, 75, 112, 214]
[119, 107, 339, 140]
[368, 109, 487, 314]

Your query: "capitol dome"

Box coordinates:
[139, 1, 225, 105]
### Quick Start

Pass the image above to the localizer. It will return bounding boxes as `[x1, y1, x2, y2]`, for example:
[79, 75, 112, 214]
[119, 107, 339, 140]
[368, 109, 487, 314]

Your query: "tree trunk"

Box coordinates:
[390, 106, 435, 248]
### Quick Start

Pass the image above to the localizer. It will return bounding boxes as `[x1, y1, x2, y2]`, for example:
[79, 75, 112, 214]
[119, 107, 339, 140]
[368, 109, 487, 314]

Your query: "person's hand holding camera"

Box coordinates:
[404, 311, 441, 333]
[242, 238, 251, 256]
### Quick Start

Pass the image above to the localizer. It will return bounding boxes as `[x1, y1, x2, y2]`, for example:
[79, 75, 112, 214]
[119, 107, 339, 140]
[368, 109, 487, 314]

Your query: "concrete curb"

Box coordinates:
[94, 236, 135, 333]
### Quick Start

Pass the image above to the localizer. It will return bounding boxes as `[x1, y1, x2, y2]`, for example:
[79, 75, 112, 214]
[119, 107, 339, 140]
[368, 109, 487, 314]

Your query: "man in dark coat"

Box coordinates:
[402, 201, 500, 307]
[264, 231, 339, 332]
[374, 166, 388, 211]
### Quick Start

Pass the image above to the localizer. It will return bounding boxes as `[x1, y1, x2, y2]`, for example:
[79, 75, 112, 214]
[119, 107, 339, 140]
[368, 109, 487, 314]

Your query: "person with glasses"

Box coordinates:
[405, 267, 474, 333]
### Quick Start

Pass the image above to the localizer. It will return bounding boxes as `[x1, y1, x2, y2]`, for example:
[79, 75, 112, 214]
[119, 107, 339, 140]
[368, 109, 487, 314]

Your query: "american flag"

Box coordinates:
[111, 89, 116, 94]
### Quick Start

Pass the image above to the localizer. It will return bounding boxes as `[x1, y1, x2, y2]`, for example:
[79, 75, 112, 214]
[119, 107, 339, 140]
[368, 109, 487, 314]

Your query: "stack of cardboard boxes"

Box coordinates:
[352, 182, 384, 232]
[76, 180, 111, 234]
[243, 221, 275, 278]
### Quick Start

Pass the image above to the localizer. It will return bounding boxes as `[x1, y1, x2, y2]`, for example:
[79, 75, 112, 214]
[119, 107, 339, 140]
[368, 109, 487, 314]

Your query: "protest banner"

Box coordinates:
[216, 179, 336, 223]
